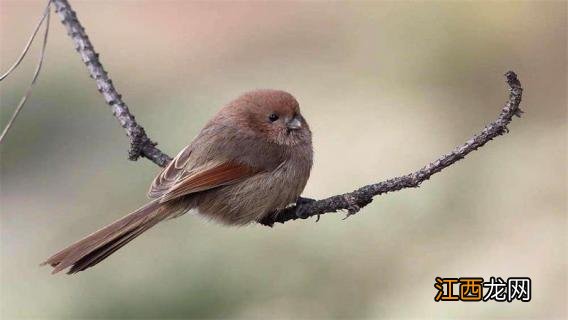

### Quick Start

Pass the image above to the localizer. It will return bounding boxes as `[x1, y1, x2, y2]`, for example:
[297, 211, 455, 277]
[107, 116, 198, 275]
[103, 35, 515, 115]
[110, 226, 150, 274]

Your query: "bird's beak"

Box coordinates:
[286, 117, 302, 130]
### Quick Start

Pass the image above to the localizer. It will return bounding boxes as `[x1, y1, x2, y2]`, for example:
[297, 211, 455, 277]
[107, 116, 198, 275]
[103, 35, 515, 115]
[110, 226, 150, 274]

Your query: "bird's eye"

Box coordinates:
[268, 113, 279, 122]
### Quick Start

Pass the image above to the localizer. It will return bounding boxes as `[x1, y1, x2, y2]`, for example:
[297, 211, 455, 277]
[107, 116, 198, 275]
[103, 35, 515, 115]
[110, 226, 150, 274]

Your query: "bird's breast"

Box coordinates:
[194, 147, 312, 225]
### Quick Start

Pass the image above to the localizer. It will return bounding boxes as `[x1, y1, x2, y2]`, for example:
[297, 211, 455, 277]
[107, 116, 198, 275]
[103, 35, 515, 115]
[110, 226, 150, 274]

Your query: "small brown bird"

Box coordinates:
[42, 89, 313, 274]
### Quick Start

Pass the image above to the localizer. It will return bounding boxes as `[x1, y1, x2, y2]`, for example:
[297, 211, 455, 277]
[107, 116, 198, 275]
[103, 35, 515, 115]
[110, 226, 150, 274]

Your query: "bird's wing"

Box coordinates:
[148, 145, 193, 199]
[158, 161, 256, 202]
[148, 123, 274, 201]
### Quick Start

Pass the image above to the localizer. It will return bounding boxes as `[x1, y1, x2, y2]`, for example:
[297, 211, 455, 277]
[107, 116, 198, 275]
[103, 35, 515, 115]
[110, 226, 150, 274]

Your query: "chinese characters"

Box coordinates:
[434, 277, 531, 302]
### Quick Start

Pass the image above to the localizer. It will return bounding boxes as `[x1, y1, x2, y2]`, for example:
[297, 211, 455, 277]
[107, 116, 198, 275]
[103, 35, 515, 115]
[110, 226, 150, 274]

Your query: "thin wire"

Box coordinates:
[0, 2, 51, 144]
[0, 1, 51, 82]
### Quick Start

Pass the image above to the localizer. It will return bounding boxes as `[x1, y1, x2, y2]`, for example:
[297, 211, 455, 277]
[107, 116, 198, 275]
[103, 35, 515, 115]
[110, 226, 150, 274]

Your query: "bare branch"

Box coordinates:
[0, 1, 51, 82]
[49, 1, 524, 226]
[0, 1, 51, 144]
[260, 71, 523, 226]
[51, 0, 172, 167]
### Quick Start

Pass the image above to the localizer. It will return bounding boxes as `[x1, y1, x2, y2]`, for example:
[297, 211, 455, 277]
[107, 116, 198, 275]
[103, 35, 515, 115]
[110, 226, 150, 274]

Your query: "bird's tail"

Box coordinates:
[42, 200, 166, 274]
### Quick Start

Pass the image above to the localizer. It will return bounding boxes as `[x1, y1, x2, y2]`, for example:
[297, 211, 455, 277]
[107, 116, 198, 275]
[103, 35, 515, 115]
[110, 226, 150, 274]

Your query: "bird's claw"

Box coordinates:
[295, 196, 316, 219]
[341, 194, 369, 220]
[296, 196, 316, 205]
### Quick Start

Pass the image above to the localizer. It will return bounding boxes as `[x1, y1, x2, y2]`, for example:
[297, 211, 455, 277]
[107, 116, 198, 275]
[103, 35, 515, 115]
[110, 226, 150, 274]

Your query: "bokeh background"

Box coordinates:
[1, 1, 566, 319]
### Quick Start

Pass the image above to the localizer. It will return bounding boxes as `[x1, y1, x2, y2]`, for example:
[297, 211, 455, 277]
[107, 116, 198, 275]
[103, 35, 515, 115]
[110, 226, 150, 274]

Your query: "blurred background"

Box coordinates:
[1, 1, 566, 319]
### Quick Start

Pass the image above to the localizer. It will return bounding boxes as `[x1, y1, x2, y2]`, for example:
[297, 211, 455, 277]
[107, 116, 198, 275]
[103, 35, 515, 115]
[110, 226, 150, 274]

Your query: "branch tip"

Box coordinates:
[262, 71, 524, 226]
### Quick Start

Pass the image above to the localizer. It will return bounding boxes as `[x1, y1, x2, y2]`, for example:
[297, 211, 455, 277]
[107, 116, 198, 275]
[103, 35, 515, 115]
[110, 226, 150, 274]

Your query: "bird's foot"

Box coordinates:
[295, 196, 317, 220]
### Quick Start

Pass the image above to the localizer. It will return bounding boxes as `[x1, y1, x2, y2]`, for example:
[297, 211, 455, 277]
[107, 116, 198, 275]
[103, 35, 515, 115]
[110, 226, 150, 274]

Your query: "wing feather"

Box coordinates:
[159, 161, 255, 202]
[148, 145, 192, 199]
[148, 124, 266, 201]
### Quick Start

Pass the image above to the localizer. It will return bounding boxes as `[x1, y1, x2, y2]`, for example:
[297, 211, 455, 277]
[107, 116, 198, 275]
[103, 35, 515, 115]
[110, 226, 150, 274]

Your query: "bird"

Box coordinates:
[42, 89, 313, 274]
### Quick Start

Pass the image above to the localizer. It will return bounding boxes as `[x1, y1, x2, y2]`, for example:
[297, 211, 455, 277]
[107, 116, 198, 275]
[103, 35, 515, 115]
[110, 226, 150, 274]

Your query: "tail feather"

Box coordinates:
[42, 200, 164, 274]
[67, 219, 159, 274]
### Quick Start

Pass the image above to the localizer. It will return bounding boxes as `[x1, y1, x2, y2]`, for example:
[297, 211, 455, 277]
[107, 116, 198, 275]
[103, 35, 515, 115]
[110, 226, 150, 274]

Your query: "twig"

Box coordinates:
[259, 71, 523, 226]
[0, 1, 51, 144]
[0, 1, 51, 82]
[51, 0, 172, 167]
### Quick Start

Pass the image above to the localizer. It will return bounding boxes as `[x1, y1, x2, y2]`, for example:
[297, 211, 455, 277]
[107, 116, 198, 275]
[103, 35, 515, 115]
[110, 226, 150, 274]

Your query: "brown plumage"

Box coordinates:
[42, 89, 313, 274]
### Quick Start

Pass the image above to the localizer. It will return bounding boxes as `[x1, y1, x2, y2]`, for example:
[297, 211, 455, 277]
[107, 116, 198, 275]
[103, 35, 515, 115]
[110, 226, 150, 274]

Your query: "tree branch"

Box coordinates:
[260, 71, 523, 226]
[51, 0, 172, 167]
[50, 1, 524, 227]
